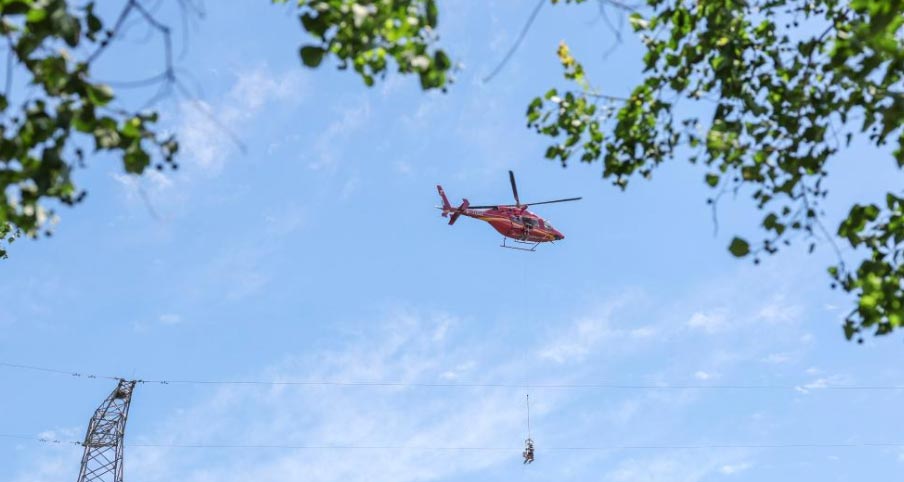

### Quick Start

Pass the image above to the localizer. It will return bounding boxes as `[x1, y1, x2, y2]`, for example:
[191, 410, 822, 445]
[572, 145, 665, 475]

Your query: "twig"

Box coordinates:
[86, 1, 136, 64]
[600, 0, 641, 12]
[174, 79, 247, 154]
[586, 91, 630, 102]
[596, 0, 624, 60]
[483, 0, 546, 83]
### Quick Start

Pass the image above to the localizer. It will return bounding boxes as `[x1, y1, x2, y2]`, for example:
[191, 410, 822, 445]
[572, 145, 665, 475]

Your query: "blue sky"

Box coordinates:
[2, 1, 904, 481]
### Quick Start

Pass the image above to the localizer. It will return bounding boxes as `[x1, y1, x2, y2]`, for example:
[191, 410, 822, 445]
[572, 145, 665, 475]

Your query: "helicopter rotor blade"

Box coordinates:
[467, 197, 581, 209]
[522, 197, 583, 206]
[509, 170, 521, 207]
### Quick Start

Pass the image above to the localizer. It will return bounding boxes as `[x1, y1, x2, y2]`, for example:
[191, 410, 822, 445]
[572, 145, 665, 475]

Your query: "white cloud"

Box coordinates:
[756, 297, 802, 324]
[110, 66, 306, 220]
[179, 65, 305, 174]
[440, 361, 476, 380]
[694, 371, 713, 381]
[537, 294, 658, 364]
[686, 310, 727, 334]
[719, 462, 753, 475]
[308, 101, 371, 171]
[538, 318, 609, 364]
[11, 428, 83, 482]
[263, 203, 306, 237]
[606, 451, 751, 482]
[630, 326, 658, 338]
[229, 67, 305, 111]
[117, 310, 524, 482]
[340, 176, 361, 200]
[394, 160, 413, 175]
[795, 374, 847, 394]
[112, 170, 176, 209]
[762, 353, 791, 364]
[158, 313, 182, 325]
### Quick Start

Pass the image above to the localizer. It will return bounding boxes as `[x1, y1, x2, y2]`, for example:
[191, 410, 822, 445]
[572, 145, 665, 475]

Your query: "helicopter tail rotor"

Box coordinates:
[437, 185, 453, 217]
[448, 199, 470, 225]
[437, 185, 470, 225]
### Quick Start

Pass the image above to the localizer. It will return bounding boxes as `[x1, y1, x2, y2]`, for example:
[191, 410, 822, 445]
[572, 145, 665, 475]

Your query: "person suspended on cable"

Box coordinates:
[522, 437, 535, 464]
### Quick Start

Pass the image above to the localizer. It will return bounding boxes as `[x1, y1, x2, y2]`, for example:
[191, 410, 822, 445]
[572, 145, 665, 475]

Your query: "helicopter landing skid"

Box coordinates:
[501, 237, 540, 252]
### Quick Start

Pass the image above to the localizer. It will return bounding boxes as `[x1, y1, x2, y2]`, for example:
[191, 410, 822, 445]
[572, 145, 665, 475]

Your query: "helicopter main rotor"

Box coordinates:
[467, 170, 582, 209]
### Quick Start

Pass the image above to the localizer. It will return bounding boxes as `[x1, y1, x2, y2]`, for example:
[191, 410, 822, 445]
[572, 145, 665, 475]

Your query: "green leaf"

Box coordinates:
[300, 46, 326, 67]
[123, 145, 150, 173]
[728, 237, 750, 257]
[425, 0, 438, 28]
[86, 84, 114, 106]
[434, 50, 451, 71]
[26, 8, 47, 23]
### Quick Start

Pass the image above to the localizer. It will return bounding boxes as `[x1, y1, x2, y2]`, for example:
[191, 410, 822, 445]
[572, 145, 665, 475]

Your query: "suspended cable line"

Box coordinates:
[3, 361, 904, 392]
[4, 433, 904, 452]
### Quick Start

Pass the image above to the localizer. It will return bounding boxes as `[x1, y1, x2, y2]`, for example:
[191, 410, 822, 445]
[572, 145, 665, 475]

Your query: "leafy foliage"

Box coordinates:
[529, 0, 904, 339]
[3, 0, 902, 342]
[0, 0, 177, 247]
[279, 0, 453, 90]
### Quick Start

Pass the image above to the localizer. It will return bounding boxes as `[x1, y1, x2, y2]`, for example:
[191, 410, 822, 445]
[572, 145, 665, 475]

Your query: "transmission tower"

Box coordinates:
[76, 379, 137, 482]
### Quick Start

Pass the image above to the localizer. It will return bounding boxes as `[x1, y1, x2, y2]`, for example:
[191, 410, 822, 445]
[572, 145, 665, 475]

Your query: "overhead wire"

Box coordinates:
[4, 433, 904, 452]
[3, 361, 904, 391]
[5, 362, 904, 456]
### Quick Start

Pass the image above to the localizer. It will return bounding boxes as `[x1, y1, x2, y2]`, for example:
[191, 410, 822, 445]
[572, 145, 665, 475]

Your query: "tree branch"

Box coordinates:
[483, 0, 546, 83]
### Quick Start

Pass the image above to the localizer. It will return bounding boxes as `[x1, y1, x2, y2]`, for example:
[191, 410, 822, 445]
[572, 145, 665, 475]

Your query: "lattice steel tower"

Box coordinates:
[76, 379, 137, 482]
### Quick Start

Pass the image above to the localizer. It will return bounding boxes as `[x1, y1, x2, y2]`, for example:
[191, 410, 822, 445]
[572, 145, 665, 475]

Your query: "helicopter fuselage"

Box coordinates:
[462, 206, 564, 242]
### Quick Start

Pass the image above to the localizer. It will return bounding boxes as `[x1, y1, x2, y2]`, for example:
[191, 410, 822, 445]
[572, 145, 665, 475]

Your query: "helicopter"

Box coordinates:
[436, 170, 581, 251]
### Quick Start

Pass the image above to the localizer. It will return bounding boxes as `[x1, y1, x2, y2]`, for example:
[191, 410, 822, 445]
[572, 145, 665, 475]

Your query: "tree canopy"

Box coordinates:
[0, 0, 178, 258]
[2, 0, 903, 341]
[525, 0, 904, 341]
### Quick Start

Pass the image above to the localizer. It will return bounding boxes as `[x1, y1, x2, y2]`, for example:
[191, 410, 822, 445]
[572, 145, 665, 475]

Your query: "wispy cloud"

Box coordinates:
[179, 65, 306, 175]
[762, 352, 792, 364]
[308, 100, 371, 171]
[538, 295, 655, 364]
[158, 313, 182, 325]
[756, 295, 802, 324]
[686, 310, 728, 334]
[605, 450, 751, 482]
[694, 370, 714, 380]
[121, 309, 523, 482]
[719, 462, 753, 475]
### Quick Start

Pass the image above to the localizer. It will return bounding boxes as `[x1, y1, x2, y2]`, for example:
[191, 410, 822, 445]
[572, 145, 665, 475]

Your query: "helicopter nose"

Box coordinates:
[555, 232, 564, 240]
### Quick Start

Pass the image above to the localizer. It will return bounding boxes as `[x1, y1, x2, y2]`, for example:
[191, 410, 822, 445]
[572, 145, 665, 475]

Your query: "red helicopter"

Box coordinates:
[436, 171, 581, 251]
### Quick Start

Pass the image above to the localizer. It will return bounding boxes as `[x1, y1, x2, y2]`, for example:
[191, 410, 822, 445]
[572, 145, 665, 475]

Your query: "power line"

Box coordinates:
[4, 433, 903, 452]
[0, 433, 81, 446]
[3, 361, 904, 391]
[0, 362, 120, 381]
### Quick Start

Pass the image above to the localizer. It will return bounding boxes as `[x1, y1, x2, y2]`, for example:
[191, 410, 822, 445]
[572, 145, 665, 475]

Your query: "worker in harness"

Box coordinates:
[522, 437, 535, 464]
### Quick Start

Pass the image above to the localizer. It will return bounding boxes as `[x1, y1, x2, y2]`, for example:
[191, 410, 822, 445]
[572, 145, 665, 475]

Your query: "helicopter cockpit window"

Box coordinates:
[545, 221, 554, 230]
[523, 218, 537, 228]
